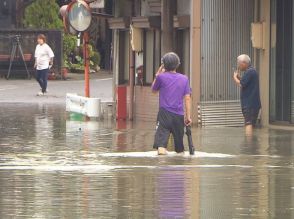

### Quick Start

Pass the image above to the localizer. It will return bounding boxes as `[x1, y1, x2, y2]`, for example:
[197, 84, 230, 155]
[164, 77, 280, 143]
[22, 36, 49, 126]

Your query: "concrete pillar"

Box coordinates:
[161, 0, 176, 55]
[190, 0, 201, 126]
[259, 0, 270, 126]
[188, 2, 201, 213]
[112, 29, 119, 107]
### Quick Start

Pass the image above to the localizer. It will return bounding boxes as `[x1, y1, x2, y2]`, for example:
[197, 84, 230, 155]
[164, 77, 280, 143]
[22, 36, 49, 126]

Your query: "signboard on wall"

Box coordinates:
[89, 0, 104, 9]
[251, 22, 265, 50]
[130, 25, 143, 52]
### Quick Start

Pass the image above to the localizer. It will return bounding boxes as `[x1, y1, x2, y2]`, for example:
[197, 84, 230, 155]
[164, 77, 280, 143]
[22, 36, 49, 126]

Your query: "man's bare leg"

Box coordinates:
[245, 124, 253, 136]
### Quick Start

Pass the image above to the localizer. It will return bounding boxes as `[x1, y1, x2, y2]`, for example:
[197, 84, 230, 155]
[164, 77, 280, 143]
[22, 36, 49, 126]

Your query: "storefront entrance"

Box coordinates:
[270, 0, 294, 123]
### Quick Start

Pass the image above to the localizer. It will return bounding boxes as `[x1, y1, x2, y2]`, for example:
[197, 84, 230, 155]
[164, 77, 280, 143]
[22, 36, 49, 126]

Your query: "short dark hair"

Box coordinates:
[162, 52, 181, 71]
[37, 34, 46, 43]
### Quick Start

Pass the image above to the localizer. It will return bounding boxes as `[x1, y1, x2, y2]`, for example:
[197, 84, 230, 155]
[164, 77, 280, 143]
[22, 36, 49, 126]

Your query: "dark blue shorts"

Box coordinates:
[242, 108, 260, 126]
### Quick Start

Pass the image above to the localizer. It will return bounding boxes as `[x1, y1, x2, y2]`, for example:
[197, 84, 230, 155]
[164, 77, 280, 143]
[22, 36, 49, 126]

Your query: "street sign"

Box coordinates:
[89, 0, 104, 9]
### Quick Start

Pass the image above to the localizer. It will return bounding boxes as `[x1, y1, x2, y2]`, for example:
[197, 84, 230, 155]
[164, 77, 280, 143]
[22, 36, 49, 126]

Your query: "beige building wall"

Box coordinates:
[134, 87, 159, 121]
[190, 0, 201, 124]
[258, 0, 271, 126]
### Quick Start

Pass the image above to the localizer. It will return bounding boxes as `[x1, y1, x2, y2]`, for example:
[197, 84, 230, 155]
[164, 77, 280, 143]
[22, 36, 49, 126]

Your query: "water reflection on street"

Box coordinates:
[0, 103, 293, 218]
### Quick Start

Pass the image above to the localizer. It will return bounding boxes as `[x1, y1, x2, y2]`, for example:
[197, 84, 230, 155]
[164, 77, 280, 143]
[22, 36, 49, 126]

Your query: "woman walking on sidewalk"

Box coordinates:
[34, 34, 54, 96]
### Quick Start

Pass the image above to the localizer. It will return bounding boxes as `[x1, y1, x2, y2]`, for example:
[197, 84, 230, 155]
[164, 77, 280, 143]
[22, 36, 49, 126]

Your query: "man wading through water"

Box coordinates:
[233, 54, 261, 136]
[152, 52, 192, 155]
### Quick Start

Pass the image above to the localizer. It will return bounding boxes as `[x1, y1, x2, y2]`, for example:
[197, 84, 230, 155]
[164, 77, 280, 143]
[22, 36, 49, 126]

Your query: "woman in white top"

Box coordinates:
[34, 34, 54, 96]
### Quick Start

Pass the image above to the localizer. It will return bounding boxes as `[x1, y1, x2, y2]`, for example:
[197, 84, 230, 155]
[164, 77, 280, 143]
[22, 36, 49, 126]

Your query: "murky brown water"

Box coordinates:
[0, 104, 293, 218]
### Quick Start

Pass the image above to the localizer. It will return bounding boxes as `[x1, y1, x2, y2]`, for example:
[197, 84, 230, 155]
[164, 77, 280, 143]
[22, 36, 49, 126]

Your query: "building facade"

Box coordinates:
[110, 0, 294, 128]
[109, 0, 190, 122]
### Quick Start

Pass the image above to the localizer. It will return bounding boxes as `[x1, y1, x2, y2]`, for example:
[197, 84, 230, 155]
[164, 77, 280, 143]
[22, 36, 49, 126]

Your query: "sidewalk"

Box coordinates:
[0, 71, 113, 104]
[66, 70, 112, 81]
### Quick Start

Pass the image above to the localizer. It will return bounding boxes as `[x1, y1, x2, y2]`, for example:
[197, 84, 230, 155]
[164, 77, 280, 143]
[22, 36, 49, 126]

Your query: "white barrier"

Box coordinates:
[66, 93, 101, 118]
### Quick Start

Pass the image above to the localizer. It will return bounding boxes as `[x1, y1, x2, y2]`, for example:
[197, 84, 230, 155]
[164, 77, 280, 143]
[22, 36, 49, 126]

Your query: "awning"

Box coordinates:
[131, 16, 161, 29]
[108, 17, 130, 29]
[108, 15, 191, 30]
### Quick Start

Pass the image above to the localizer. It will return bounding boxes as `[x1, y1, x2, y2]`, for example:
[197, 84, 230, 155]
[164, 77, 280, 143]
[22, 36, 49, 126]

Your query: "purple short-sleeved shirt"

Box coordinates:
[152, 72, 191, 115]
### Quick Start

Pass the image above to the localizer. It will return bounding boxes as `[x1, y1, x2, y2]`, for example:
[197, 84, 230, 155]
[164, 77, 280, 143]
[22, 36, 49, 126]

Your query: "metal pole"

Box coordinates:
[83, 31, 90, 97]
[129, 0, 136, 120]
[129, 43, 135, 120]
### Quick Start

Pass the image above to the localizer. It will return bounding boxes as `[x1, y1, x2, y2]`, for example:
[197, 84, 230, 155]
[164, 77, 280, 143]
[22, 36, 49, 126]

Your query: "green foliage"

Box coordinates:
[70, 55, 84, 72]
[23, 0, 63, 29]
[69, 45, 101, 72]
[91, 51, 101, 67]
[63, 35, 77, 57]
[63, 34, 78, 67]
[88, 44, 101, 67]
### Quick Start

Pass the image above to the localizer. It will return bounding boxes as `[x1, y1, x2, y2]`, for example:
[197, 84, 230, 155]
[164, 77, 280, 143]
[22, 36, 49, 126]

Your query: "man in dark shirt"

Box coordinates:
[233, 54, 261, 135]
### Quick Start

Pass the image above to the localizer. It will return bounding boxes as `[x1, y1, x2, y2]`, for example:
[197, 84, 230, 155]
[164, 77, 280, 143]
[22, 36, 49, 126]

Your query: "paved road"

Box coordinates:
[0, 74, 113, 104]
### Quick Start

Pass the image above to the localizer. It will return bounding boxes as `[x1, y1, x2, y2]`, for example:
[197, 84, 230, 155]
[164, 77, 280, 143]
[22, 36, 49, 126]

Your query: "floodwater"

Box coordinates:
[0, 103, 293, 219]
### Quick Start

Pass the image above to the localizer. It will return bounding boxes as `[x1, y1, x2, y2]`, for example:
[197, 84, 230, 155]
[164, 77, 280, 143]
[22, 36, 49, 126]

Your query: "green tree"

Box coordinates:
[23, 0, 63, 29]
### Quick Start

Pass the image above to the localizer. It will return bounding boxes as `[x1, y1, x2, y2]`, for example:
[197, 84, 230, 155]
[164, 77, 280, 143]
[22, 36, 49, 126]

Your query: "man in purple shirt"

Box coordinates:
[152, 52, 192, 155]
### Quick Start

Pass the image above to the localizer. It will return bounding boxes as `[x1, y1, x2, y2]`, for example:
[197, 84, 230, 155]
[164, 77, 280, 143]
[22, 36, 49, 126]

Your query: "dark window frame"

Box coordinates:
[142, 29, 161, 86]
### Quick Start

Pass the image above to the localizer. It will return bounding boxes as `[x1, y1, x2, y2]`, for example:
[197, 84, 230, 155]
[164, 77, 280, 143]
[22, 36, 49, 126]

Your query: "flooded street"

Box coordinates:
[0, 104, 293, 219]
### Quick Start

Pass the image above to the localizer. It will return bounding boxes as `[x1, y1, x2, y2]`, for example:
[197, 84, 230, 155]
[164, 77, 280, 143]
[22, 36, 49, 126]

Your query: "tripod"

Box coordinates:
[7, 36, 31, 79]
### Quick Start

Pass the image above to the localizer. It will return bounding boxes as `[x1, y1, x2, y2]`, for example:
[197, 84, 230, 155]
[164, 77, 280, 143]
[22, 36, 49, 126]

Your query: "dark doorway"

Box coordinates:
[270, 0, 293, 123]
[175, 29, 190, 77]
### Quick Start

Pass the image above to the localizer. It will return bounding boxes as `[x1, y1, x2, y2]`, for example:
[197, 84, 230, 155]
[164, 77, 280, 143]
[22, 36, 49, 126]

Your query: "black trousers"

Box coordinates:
[153, 108, 185, 153]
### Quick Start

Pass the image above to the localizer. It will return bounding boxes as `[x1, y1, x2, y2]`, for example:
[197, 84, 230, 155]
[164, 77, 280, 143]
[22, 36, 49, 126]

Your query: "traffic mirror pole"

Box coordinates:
[83, 31, 90, 98]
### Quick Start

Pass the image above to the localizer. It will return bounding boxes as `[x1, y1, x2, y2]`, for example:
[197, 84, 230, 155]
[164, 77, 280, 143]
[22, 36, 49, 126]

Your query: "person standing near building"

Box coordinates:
[34, 34, 54, 96]
[233, 54, 261, 135]
[152, 52, 192, 155]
